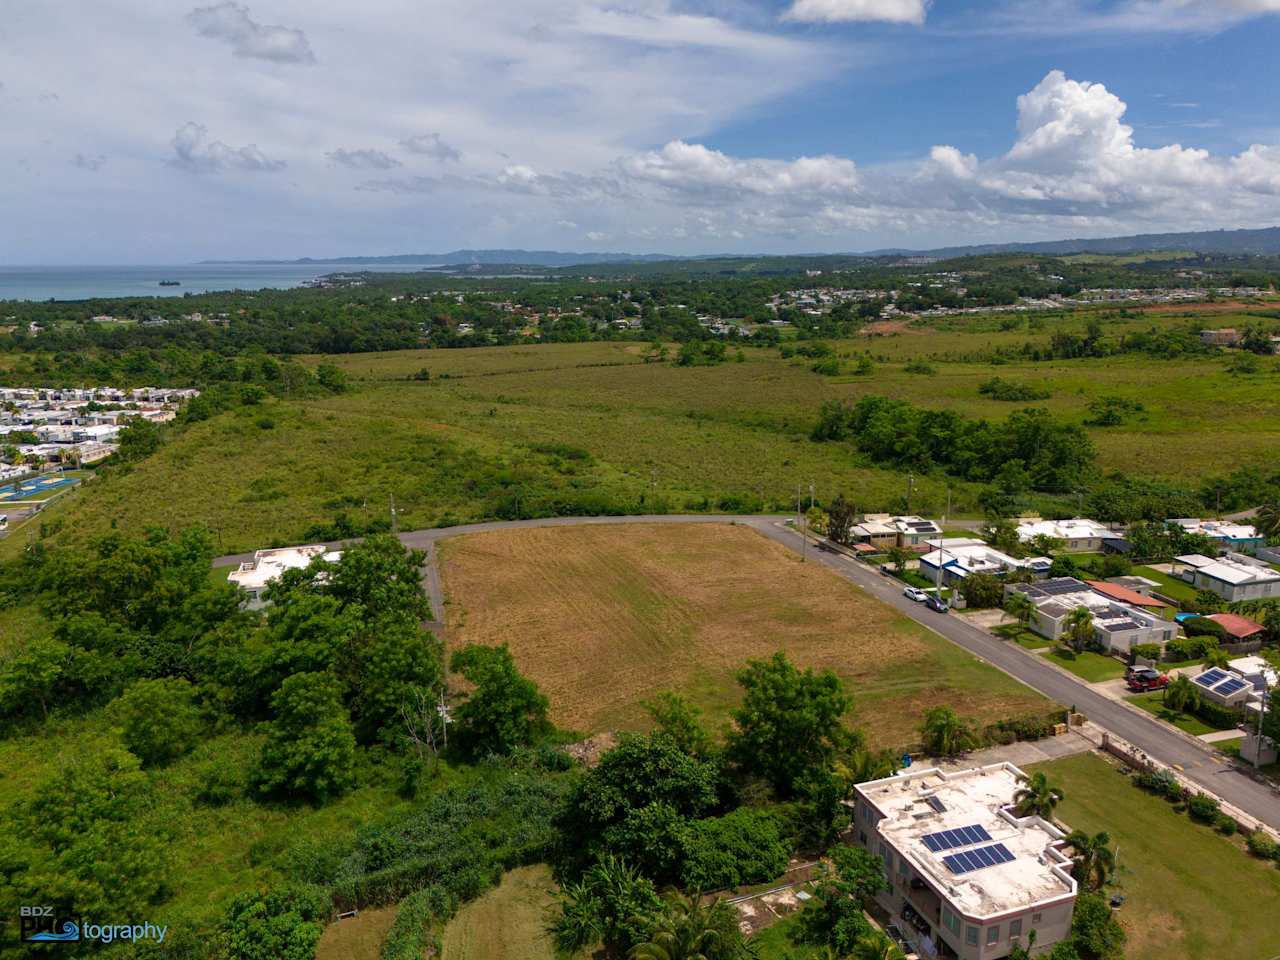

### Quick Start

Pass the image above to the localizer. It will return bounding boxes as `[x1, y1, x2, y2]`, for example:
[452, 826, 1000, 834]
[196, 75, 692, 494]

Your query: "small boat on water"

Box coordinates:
[158, 279, 181, 286]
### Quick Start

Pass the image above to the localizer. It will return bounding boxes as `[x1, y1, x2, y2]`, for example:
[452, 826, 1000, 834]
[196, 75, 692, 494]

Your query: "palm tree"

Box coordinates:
[1064, 605, 1095, 653]
[628, 893, 746, 960]
[1003, 591, 1035, 630]
[849, 932, 907, 960]
[1256, 501, 1280, 540]
[1066, 829, 1116, 891]
[919, 706, 978, 758]
[1013, 771, 1064, 821]
[1164, 674, 1201, 715]
[1203, 646, 1231, 670]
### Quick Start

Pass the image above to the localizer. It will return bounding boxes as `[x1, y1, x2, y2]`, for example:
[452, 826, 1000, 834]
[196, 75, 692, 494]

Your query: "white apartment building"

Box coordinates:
[1174, 553, 1280, 603]
[1015, 518, 1113, 554]
[1004, 577, 1176, 655]
[852, 763, 1078, 960]
[228, 545, 342, 607]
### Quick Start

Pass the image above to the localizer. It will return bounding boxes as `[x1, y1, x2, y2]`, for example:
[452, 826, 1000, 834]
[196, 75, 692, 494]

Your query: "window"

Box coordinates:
[1010, 919, 1023, 938]
[965, 926, 978, 947]
[1032, 912, 1042, 925]
[942, 908, 961, 936]
[987, 926, 1000, 946]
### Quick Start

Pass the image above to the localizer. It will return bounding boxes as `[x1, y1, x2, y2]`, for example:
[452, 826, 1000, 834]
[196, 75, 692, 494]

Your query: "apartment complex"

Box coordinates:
[852, 763, 1077, 960]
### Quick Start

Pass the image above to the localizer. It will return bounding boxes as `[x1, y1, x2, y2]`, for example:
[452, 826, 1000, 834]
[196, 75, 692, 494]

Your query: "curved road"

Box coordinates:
[216, 513, 1280, 830]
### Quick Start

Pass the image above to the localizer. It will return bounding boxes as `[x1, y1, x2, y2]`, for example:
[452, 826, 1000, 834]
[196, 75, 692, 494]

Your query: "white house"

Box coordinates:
[1174, 553, 1280, 603]
[1015, 518, 1113, 554]
[852, 763, 1078, 960]
[228, 545, 342, 608]
[919, 538, 1025, 585]
[1170, 519, 1265, 555]
[1190, 667, 1256, 710]
[1004, 578, 1176, 655]
[851, 515, 944, 549]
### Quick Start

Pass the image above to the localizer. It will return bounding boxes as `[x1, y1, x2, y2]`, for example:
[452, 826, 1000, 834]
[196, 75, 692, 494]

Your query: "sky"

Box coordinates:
[5, 0, 1280, 262]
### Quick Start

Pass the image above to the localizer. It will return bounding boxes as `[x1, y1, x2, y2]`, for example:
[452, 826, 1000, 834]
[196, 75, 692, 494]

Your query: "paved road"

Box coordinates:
[215, 513, 1280, 830]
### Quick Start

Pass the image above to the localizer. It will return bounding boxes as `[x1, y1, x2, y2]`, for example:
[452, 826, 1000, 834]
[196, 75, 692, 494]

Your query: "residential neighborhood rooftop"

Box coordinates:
[228, 544, 341, 594]
[856, 764, 1076, 918]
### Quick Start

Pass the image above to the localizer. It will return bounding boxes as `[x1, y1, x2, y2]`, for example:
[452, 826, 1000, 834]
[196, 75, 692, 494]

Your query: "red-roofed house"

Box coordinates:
[1205, 613, 1267, 641]
[1086, 580, 1173, 612]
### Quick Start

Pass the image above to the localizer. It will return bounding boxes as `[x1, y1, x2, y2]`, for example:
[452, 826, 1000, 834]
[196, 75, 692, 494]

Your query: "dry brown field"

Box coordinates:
[439, 522, 1050, 749]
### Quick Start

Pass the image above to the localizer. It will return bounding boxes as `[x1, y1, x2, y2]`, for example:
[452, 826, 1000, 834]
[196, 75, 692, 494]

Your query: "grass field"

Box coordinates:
[3, 312, 1277, 558]
[1044, 647, 1128, 682]
[1132, 566, 1199, 604]
[1126, 692, 1238, 736]
[315, 906, 399, 960]
[438, 522, 1051, 749]
[439, 864, 562, 960]
[1028, 752, 1280, 960]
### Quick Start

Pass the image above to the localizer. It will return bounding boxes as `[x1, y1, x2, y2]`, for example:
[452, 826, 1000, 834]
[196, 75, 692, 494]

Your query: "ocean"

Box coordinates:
[0, 263, 443, 302]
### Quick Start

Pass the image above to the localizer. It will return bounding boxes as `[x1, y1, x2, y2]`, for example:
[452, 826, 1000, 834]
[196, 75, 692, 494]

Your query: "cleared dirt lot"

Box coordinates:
[439, 523, 1049, 749]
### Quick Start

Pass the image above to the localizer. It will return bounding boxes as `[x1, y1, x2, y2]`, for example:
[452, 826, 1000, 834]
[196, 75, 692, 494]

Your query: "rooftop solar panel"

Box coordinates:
[926, 796, 947, 814]
[921, 824, 992, 852]
[1215, 678, 1247, 695]
[942, 843, 1015, 875]
[1198, 669, 1228, 685]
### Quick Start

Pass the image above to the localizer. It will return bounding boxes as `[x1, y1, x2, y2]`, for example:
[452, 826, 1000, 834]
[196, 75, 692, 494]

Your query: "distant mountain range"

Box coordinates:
[205, 226, 1280, 269]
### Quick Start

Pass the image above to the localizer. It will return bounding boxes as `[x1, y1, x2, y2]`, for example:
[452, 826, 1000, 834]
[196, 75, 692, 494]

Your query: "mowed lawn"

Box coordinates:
[1028, 752, 1280, 960]
[439, 523, 1051, 749]
[440, 864, 563, 960]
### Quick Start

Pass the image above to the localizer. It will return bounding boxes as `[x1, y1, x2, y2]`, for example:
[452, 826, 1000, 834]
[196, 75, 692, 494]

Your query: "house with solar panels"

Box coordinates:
[1004, 578, 1176, 655]
[852, 763, 1078, 960]
[1191, 666, 1263, 710]
[851, 515, 944, 550]
[918, 538, 1029, 586]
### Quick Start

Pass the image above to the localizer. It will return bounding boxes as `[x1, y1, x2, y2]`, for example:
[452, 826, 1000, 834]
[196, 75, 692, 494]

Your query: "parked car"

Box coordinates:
[1126, 667, 1169, 692]
[903, 586, 929, 602]
[925, 596, 949, 614]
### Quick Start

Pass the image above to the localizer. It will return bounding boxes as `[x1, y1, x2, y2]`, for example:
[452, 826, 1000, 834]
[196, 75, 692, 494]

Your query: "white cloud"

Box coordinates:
[187, 2, 315, 64]
[616, 140, 860, 201]
[71, 152, 107, 171]
[782, 0, 929, 24]
[169, 122, 285, 173]
[586, 230, 609, 241]
[400, 133, 461, 162]
[326, 148, 401, 170]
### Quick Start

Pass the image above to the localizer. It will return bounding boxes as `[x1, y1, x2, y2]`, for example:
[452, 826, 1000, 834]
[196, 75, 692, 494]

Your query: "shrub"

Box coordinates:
[679, 808, 791, 892]
[1187, 793, 1221, 823]
[220, 885, 329, 960]
[1185, 617, 1228, 640]
[1215, 815, 1238, 836]
[107, 678, 204, 767]
[1247, 831, 1279, 860]
[1130, 643, 1160, 663]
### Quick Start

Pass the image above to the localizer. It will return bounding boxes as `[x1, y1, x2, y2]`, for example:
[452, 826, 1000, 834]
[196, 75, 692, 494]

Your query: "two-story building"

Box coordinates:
[852, 763, 1078, 959]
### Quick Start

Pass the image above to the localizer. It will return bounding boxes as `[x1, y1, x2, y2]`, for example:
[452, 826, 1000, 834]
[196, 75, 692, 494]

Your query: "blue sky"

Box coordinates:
[5, 0, 1280, 262]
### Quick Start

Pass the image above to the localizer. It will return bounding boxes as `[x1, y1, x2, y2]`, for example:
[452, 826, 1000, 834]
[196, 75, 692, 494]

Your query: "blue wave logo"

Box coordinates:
[28, 919, 80, 942]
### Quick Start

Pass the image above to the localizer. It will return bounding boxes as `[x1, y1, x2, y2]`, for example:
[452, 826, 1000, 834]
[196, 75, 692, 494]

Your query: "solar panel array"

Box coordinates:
[921, 824, 992, 852]
[942, 843, 1016, 875]
[1196, 669, 1229, 686]
[1216, 677, 1248, 695]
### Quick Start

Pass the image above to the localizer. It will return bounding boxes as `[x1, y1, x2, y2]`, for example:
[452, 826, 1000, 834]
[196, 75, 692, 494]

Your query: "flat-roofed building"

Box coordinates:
[1170, 519, 1265, 555]
[852, 763, 1078, 960]
[851, 515, 944, 549]
[919, 538, 1026, 585]
[1174, 553, 1280, 603]
[228, 545, 342, 608]
[1015, 518, 1113, 554]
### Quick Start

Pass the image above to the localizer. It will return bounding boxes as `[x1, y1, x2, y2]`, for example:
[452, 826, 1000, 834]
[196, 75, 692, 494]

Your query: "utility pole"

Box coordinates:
[390, 494, 398, 534]
[905, 472, 914, 514]
[945, 484, 952, 527]
[809, 481, 815, 511]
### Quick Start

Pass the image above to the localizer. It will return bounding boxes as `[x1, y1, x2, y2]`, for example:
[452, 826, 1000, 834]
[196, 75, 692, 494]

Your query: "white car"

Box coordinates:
[903, 586, 929, 602]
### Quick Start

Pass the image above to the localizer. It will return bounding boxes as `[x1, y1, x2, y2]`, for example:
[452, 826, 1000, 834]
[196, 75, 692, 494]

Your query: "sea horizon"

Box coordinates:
[0, 262, 442, 303]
